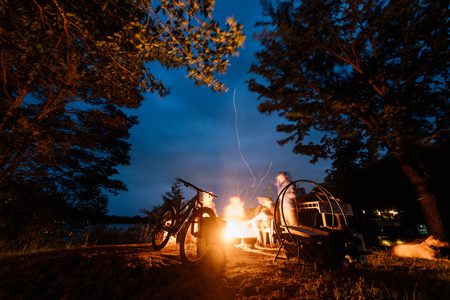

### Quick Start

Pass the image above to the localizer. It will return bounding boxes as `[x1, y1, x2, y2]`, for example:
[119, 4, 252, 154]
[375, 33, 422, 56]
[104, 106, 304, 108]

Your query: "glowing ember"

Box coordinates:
[223, 196, 256, 240]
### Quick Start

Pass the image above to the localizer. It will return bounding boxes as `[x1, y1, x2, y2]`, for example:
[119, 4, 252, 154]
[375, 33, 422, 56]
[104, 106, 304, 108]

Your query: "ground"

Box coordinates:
[1, 242, 449, 299]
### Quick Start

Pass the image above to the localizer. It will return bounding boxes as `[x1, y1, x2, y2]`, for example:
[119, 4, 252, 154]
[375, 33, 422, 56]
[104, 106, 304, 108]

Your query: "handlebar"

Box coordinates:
[177, 178, 218, 198]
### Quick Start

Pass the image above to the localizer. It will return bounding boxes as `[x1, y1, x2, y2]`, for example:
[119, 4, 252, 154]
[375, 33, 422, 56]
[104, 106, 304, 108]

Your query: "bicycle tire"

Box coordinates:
[151, 206, 177, 250]
[179, 207, 216, 265]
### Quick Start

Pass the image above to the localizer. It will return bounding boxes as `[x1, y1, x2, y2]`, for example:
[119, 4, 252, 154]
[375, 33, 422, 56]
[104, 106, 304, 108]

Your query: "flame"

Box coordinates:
[224, 196, 244, 219]
[223, 196, 255, 240]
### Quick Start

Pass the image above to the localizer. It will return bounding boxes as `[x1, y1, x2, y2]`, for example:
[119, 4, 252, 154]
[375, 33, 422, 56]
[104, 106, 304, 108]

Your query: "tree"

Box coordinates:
[248, 0, 449, 239]
[1, 0, 244, 234]
[161, 179, 185, 210]
[329, 139, 450, 222]
[141, 179, 184, 227]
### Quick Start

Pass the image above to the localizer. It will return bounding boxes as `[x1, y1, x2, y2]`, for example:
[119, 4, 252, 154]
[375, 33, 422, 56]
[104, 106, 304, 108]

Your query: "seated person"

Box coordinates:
[247, 197, 275, 244]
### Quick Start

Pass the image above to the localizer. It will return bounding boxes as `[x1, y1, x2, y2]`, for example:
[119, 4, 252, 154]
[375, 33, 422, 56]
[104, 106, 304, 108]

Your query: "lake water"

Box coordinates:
[106, 223, 140, 231]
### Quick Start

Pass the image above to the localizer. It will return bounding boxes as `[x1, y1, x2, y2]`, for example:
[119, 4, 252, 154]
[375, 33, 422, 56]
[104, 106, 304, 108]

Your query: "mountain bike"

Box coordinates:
[150, 178, 219, 265]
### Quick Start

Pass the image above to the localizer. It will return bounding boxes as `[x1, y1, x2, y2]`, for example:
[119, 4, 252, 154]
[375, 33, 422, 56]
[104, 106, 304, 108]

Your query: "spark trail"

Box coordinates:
[232, 89, 272, 204]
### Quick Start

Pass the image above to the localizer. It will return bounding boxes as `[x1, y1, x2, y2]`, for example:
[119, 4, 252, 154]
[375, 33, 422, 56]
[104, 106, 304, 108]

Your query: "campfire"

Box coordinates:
[222, 196, 257, 244]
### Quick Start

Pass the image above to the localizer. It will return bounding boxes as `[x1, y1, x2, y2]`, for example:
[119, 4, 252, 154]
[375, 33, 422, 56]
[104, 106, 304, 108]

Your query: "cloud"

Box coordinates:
[108, 0, 331, 216]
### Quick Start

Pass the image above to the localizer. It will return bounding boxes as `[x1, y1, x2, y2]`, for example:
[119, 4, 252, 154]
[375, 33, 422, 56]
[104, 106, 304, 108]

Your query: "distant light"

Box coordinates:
[388, 209, 398, 216]
[372, 208, 400, 219]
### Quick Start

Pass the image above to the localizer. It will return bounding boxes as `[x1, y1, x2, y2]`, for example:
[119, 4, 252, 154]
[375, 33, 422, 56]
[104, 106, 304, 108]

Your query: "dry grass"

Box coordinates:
[266, 250, 450, 299]
[0, 244, 449, 299]
[0, 223, 148, 256]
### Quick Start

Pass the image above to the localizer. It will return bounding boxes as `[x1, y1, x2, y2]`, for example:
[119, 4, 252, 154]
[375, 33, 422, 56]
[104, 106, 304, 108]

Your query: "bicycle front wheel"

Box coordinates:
[179, 207, 216, 265]
[151, 206, 176, 250]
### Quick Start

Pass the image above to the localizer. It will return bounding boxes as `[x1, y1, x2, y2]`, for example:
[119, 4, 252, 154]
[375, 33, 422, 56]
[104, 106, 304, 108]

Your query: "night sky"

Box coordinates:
[108, 0, 331, 216]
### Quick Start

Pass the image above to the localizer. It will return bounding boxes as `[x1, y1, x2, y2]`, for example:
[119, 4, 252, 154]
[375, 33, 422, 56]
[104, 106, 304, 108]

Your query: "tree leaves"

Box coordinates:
[248, 0, 449, 239]
[249, 0, 449, 163]
[0, 0, 244, 233]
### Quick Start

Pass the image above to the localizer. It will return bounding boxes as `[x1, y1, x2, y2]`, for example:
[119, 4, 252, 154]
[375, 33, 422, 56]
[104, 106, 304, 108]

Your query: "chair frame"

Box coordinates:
[273, 180, 368, 267]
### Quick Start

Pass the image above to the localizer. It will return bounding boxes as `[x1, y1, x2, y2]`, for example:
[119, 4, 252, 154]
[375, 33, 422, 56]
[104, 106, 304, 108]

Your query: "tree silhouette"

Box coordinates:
[1, 0, 244, 238]
[141, 179, 184, 228]
[248, 0, 449, 239]
[161, 180, 185, 211]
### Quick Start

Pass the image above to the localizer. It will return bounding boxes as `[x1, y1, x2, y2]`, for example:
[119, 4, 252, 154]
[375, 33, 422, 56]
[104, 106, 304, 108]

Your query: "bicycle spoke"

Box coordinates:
[151, 206, 176, 250]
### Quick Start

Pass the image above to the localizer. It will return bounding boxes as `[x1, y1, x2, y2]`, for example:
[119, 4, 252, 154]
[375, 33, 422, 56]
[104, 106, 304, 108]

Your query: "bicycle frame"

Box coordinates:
[170, 178, 217, 236]
[171, 194, 200, 234]
[150, 178, 220, 264]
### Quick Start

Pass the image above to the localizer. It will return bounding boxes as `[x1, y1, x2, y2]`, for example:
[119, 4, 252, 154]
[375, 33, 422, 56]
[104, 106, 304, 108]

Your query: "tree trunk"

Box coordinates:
[399, 161, 447, 241]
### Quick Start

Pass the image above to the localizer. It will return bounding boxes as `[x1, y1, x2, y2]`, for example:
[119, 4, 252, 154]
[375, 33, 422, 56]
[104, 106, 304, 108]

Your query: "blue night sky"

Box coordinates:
[108, 0, 331, 216]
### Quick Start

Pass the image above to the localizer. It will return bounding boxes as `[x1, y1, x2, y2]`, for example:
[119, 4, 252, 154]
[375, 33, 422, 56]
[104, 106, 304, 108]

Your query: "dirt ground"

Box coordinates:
[1, 242, 450, 299]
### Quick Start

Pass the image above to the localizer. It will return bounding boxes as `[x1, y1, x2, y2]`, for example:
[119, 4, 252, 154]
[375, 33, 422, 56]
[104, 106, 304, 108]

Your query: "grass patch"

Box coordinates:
[0, 223, 151, 257]
[0, 245, 449, 299]
[271, 251, 450, 299]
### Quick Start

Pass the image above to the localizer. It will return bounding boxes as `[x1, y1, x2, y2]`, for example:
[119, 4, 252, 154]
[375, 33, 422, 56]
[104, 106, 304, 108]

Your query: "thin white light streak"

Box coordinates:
[232, 89, 272, 204]
[251, 161, 273, 200]
[232, 89, 256, 196]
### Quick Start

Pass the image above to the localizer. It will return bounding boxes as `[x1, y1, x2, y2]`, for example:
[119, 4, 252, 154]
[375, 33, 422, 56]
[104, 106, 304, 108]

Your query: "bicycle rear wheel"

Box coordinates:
[179, 207, 216, 265]
[151, 206, 176, 250]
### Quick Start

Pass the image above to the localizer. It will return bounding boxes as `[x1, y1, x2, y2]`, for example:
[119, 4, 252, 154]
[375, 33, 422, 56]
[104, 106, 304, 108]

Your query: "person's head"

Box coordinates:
[276, 171, 290, 185]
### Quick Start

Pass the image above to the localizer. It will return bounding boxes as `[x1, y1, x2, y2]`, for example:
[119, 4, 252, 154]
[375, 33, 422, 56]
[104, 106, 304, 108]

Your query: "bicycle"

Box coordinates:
[150, 178, 219, 265]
